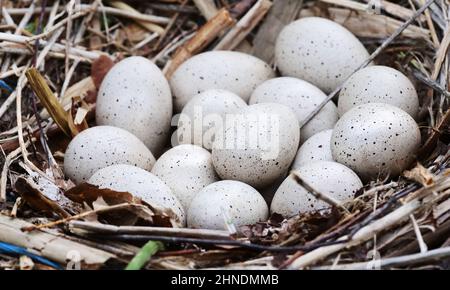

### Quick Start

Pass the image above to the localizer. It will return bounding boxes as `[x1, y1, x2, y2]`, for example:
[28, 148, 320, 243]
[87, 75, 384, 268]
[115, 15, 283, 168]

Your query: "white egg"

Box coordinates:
[331, 103, 421, 180]
[170, 51, 275, 111]
[249, 77, 338, 143]
[177, 89, 247, 150]
[270, 161, 362, 217]
[275, 17, 370, 93]
[338, 65, 419, 118]
[88, 164, 185, 226]
[292, 129, 333, 169]
[64, 126, 155, 184]
[96, 56, 172, 155]
[212, 103, 300, 188]
[151, 144, 219, 210]
[187, 180, 268, 230]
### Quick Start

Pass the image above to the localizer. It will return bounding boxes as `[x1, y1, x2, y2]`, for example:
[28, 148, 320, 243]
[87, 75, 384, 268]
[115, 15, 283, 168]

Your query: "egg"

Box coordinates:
[170, 51, 275, 111]
[88, 164, 185, 226]
[96, 56, 172, 155]
[212, 103, 300, 188]
[64, 126, 155, 184]
[187, 180, 268, 230]
[338, 65, 419, 118]
[292, 129, 333, 169]
[331, 103, 421, 180]
[249, 77, 338, 143]
[270, 161, 362, 217]
[177, 89, 247, 150]
[274, 17, 370, 93]
[151, 144, 219, 210]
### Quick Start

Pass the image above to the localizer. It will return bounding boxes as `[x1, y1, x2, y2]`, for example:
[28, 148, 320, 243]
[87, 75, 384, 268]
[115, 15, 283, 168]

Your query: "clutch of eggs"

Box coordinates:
[62, 16, 423, 229]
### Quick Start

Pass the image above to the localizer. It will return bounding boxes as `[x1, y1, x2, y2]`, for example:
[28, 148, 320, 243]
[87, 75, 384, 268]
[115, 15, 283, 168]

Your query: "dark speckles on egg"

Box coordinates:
[331, 103, 421, 180]
[187, 180, 268, 230]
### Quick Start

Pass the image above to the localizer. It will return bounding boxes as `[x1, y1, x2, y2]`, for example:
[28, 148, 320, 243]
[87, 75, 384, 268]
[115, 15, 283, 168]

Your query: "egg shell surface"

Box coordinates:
[249, 77, 338, 143]
[151, 144, 219, 210]
[338, 66, 419, 118]
[292, 129, 333, 169]
[270, 161, 362, 217]
[187, 180, 268, 230]
[177, 89, 247, 150]
[212, 103, 300, 188]
[275, 17, 370, 93]
[96, 56, 172, 155]
[64, 126, 156, 184]
[331, 103, 421, 180]
[170, 51, 275, 111]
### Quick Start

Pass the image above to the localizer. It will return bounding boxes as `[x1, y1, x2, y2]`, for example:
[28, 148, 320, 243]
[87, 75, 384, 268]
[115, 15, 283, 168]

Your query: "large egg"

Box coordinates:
[331, 103, 421, 180]
[88, 164, 185, 226]
[212, 103, 300, 188]
[249, 77, 338, 143]
[96, 56, 172, 155]
[151, 144, 219, 210]
[177, 89, 247, 150]
[338, 66, 419, 118]
[170, 51, 274, 111]
[292, 129, 333, 169]
[275, 17, 370, 93]
[270, 161, 362, 217]
[187, 180, 268, 230]
[64, 126, 155, 184]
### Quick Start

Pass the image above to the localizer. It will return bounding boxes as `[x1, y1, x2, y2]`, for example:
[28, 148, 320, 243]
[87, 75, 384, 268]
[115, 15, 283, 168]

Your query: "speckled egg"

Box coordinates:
[151, 144, 219, 210]
[88, 164, 185, 226]
[212, 103, 300, 188]
[274, 17, 370, 93]
[170, 51, 275, 111]
[64, 126, 155, 184]
[270, 161, 362, 217]
[292, 129, 333, 169]
[331, 103, 421, 180]
[338, 65, 419, 118]
[187, 180, 268, 230]
[177, 89, 247, 150]
[96, 56, 172, 155]
[249, 77, 338, 143]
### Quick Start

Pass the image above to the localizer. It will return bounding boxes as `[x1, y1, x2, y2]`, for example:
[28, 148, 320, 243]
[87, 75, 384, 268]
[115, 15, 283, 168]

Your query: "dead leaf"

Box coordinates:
[65, 183, 181, 227]
[404, 163, 435, 186]
[91, 55, 114, 88]
[14, 176, 71, 218]
[67, 96, 90, 136]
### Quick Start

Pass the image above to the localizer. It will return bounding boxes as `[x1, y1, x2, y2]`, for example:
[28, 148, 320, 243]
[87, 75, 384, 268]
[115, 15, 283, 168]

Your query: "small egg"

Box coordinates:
[338, 66, 419, 118]
[151, 144, 219, 210]
[212, 103, 300, 188]
[292, 129, 333, 169]
[170, 51, 275, 111]
[177, 89, 247, 150]
[64, 126, 155, 184]
[96, 56, 172, 155]
[88, 164, 185, 226]
[188, 180, 268, 230]
[270, 161, 362, 217]
[249, 77, 338, 143]
[275, 17, 370, 93]
[331, 103, 421, 180]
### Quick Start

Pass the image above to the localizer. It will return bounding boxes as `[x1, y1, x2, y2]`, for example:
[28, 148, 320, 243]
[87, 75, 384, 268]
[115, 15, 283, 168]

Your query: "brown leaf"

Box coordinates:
[404, 163, 435, 186]
[14, 177, 71, 218]
[65, 183, 180, 227]
[67, 96, 90, 136]
[91, 55, 114, 89]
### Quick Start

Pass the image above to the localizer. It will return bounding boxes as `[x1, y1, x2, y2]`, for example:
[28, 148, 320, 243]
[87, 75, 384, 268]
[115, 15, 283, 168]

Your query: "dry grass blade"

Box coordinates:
[25, 68, 71, 137]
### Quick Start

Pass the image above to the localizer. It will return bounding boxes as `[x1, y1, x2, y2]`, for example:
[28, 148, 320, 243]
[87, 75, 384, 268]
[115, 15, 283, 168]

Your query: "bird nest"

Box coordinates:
[0, 0, 449, 270]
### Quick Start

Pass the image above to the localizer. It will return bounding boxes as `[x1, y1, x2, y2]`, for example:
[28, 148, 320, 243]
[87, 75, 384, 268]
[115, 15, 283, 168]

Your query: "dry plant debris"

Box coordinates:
[0, 0, 449, 270]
